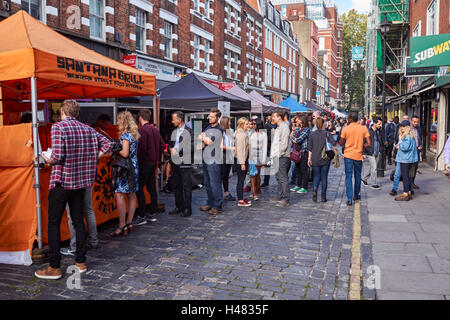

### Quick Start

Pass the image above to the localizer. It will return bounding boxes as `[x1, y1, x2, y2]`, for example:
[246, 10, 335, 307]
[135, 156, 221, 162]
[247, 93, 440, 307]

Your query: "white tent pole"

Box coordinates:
[31, 77, 43, 249]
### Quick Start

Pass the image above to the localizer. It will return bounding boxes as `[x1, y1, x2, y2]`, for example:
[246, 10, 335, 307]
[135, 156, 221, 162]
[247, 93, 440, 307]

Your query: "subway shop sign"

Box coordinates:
[410, 33, 450, 68]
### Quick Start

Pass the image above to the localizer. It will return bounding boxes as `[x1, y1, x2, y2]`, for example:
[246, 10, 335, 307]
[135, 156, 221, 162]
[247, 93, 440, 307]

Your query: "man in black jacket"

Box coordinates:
[384, 117, 397, 165]
[169, 111, 195, 217]
[362, 117, 383, 190]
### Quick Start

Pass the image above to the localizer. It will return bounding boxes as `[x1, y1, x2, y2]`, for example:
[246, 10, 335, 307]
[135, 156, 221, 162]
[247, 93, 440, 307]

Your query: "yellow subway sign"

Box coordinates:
[410, 33, 450, 68]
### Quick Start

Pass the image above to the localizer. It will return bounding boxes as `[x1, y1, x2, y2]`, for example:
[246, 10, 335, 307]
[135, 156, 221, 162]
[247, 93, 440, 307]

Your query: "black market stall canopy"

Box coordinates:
[140, 73, 251, 111]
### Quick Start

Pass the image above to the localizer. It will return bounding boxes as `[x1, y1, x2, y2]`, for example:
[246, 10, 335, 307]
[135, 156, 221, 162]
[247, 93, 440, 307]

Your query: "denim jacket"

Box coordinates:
[396, 135, 418, 164]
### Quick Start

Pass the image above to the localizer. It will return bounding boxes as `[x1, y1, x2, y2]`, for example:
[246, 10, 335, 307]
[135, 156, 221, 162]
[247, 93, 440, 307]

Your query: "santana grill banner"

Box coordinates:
[410, 33, 450, 69]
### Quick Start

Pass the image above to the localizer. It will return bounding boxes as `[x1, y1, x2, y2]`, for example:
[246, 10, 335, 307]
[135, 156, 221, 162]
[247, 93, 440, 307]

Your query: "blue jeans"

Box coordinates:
[203, 162, 223, 210]
[290, 161, 297, 184]
[313, 164, 330, 195]
[344, 158, 363, 202]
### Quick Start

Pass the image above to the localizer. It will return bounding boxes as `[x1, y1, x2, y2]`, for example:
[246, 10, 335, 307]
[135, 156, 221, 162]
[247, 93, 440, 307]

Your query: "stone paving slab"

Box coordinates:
[366, 162, 450, 300]
[0, 163, 362, 300]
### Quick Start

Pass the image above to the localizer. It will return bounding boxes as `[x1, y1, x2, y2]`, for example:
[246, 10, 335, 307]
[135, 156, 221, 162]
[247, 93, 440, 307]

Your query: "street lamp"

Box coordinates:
[378, 14, 392, 177]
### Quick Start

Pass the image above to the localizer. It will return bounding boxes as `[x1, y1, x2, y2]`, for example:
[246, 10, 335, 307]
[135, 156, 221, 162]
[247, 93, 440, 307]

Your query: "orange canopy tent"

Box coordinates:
[0, 10, 156, 251]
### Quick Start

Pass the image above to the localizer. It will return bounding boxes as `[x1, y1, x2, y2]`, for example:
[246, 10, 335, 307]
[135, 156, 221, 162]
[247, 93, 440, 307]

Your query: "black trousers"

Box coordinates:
[48, 184, 86, 268]
[296, 154, 309, 189]
[235, 161, 248, 201]
[221, 164, 232, 193]
[173, 165, 192, 211]
[137, 164, 158, 217]
[386, 143, 394, 163]
[400, 163, 412, 193]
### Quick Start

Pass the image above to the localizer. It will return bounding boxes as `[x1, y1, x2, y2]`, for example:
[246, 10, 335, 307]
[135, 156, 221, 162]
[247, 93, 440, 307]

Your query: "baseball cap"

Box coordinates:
[400, 120, 410, 127]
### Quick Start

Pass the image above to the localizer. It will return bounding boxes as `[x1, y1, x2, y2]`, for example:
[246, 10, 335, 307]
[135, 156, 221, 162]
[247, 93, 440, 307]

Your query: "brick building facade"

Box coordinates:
[272, 0, 342, 107]
[2, 0, 266, 93]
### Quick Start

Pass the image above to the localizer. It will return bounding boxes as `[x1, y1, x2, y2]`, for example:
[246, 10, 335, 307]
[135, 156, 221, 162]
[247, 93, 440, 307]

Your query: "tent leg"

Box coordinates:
[31, 77, 43, 249]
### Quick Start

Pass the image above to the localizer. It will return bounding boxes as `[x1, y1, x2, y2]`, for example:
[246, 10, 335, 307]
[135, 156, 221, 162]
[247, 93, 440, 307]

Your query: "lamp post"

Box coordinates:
[378, 14, 392, 177]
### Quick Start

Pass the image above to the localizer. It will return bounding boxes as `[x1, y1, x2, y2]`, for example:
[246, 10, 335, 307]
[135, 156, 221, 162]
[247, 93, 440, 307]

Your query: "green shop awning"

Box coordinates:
[410, 33, 450, 68]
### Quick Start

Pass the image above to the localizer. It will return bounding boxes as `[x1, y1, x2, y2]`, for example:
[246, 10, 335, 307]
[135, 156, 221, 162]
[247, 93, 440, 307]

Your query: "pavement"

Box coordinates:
[0, 158, 448, 300]
[365, 161, 450, 300]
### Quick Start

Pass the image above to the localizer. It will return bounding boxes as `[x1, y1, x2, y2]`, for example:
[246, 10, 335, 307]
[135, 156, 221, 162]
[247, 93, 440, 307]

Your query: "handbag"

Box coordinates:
[290, 147, 303, 163]
[249, 162, 258, 177]
[290, 129, 303, 163]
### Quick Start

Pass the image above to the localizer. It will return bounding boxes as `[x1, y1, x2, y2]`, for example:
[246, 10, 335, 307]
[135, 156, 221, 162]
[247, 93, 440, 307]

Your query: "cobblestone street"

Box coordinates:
[0, 163, 376, 300]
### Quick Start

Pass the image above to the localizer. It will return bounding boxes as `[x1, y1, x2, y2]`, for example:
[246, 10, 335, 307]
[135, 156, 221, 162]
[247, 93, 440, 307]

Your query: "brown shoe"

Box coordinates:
[200, 205, 211, 211]
[75, 262, 87, 274]
[413, 184, 420, 190]
[395, 193, 411, 201]
[34, 266, 62, 280]
[208, 208, 222, 215]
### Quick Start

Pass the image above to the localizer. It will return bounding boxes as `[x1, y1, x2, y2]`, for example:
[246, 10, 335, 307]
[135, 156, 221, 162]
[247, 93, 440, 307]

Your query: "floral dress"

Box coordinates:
[115, 132, 139, 193]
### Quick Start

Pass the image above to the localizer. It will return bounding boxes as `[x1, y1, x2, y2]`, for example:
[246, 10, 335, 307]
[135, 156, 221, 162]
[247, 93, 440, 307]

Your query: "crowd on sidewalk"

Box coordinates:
[34, 99, 450, 280]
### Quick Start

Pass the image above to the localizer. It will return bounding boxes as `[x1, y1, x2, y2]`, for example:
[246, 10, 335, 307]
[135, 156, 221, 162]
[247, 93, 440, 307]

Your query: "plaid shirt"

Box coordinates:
[291, 127, 310, 152]
[49, 118, 112, 190]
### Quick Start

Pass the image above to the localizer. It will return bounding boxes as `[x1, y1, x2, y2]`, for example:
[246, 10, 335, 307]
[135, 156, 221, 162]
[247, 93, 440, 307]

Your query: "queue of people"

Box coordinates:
[35, 98, 429, 280]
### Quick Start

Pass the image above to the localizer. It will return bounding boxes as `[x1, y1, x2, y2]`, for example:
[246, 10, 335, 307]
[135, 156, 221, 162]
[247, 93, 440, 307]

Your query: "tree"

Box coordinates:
[340, 10, 368, 112]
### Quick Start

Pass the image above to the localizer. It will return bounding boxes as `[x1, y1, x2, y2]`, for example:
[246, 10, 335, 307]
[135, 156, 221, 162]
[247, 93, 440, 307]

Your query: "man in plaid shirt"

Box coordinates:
[35, 100, 112, 280]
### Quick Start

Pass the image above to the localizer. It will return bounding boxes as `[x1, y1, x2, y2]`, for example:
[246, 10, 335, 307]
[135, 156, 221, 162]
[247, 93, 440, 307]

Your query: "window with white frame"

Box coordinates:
[288, 68, 292, 92]
[413, 21, 422, 37]
[292, 69, 296, 94]
[256, 62, 262, 87]
[233, 52, 239, 80]
[300, 62, 304, 79]
[427, 0, 438, 35]
[319, 37, 325, 50]
[273, 64, 280, 88]
[22, 0, 43, 21]
[194, 0, 199, 12]
[281, 41, 287, 59]
[204, 40, 211, 72]
[248, 58, 253, 83]
[265, 29, 272, 50]
[136, 9, 147, 52]
[281, 67, 286, 90]
[89, 0, 105, 40]
[299, 85, 303, 102]
[226, 5, 232, 31]
[274, 35, 280, 55]
[205, 0, 211, 17]
[164, 21, 173, 59]
[194, 35, 200, 70]
[227, 50, 232, 78]
[265, 61, 272, 86]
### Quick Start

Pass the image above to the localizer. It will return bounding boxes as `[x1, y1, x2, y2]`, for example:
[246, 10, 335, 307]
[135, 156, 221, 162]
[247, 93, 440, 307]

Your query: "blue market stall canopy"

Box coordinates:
[141, 73, 251, 111]
[279, 97, 311, 113]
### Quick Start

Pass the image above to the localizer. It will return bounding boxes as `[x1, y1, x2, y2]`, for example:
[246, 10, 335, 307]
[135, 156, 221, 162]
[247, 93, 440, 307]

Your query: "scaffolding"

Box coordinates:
[365, 0, 410, 116]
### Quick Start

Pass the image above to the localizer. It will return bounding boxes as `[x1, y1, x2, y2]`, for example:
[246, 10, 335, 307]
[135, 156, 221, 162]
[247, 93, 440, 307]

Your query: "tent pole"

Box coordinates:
[31, 77, 43, 249]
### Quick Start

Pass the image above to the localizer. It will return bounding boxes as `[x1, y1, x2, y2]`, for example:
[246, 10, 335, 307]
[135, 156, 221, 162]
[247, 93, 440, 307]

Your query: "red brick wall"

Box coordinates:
[410, 0, 450, 37]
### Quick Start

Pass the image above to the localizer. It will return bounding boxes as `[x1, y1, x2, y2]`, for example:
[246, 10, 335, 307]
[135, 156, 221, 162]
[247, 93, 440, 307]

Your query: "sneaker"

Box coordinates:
[34, 266, 62, 280]
[253, 195, 260, 201]
[261, 183, 269, 188]
[276, 200, 290, 208]
[238, 199, 252, 207]
[209, 208, 222, 215]
[60, 247, 75, 256]
[131, 215, 147, 226]
[145, 214, 157, 222]
[371, 185, 381, 190]
[87, 243, 99, 250]
[389, 189, 397, 196]
[74, 262, 87, 274]
[297, 188, 308, 194]
[224, 194, 236, 201]
[290, 186, 301, 192]
[361, 179, 368, 186]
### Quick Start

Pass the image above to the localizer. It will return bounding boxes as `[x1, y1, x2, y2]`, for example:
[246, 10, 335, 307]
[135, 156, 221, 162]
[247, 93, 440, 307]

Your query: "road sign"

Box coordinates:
[352, 47, 364, 61]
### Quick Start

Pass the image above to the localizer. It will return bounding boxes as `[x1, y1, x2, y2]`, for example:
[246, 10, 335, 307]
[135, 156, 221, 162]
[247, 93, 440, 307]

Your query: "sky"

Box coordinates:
[338, 0, 371, 14]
